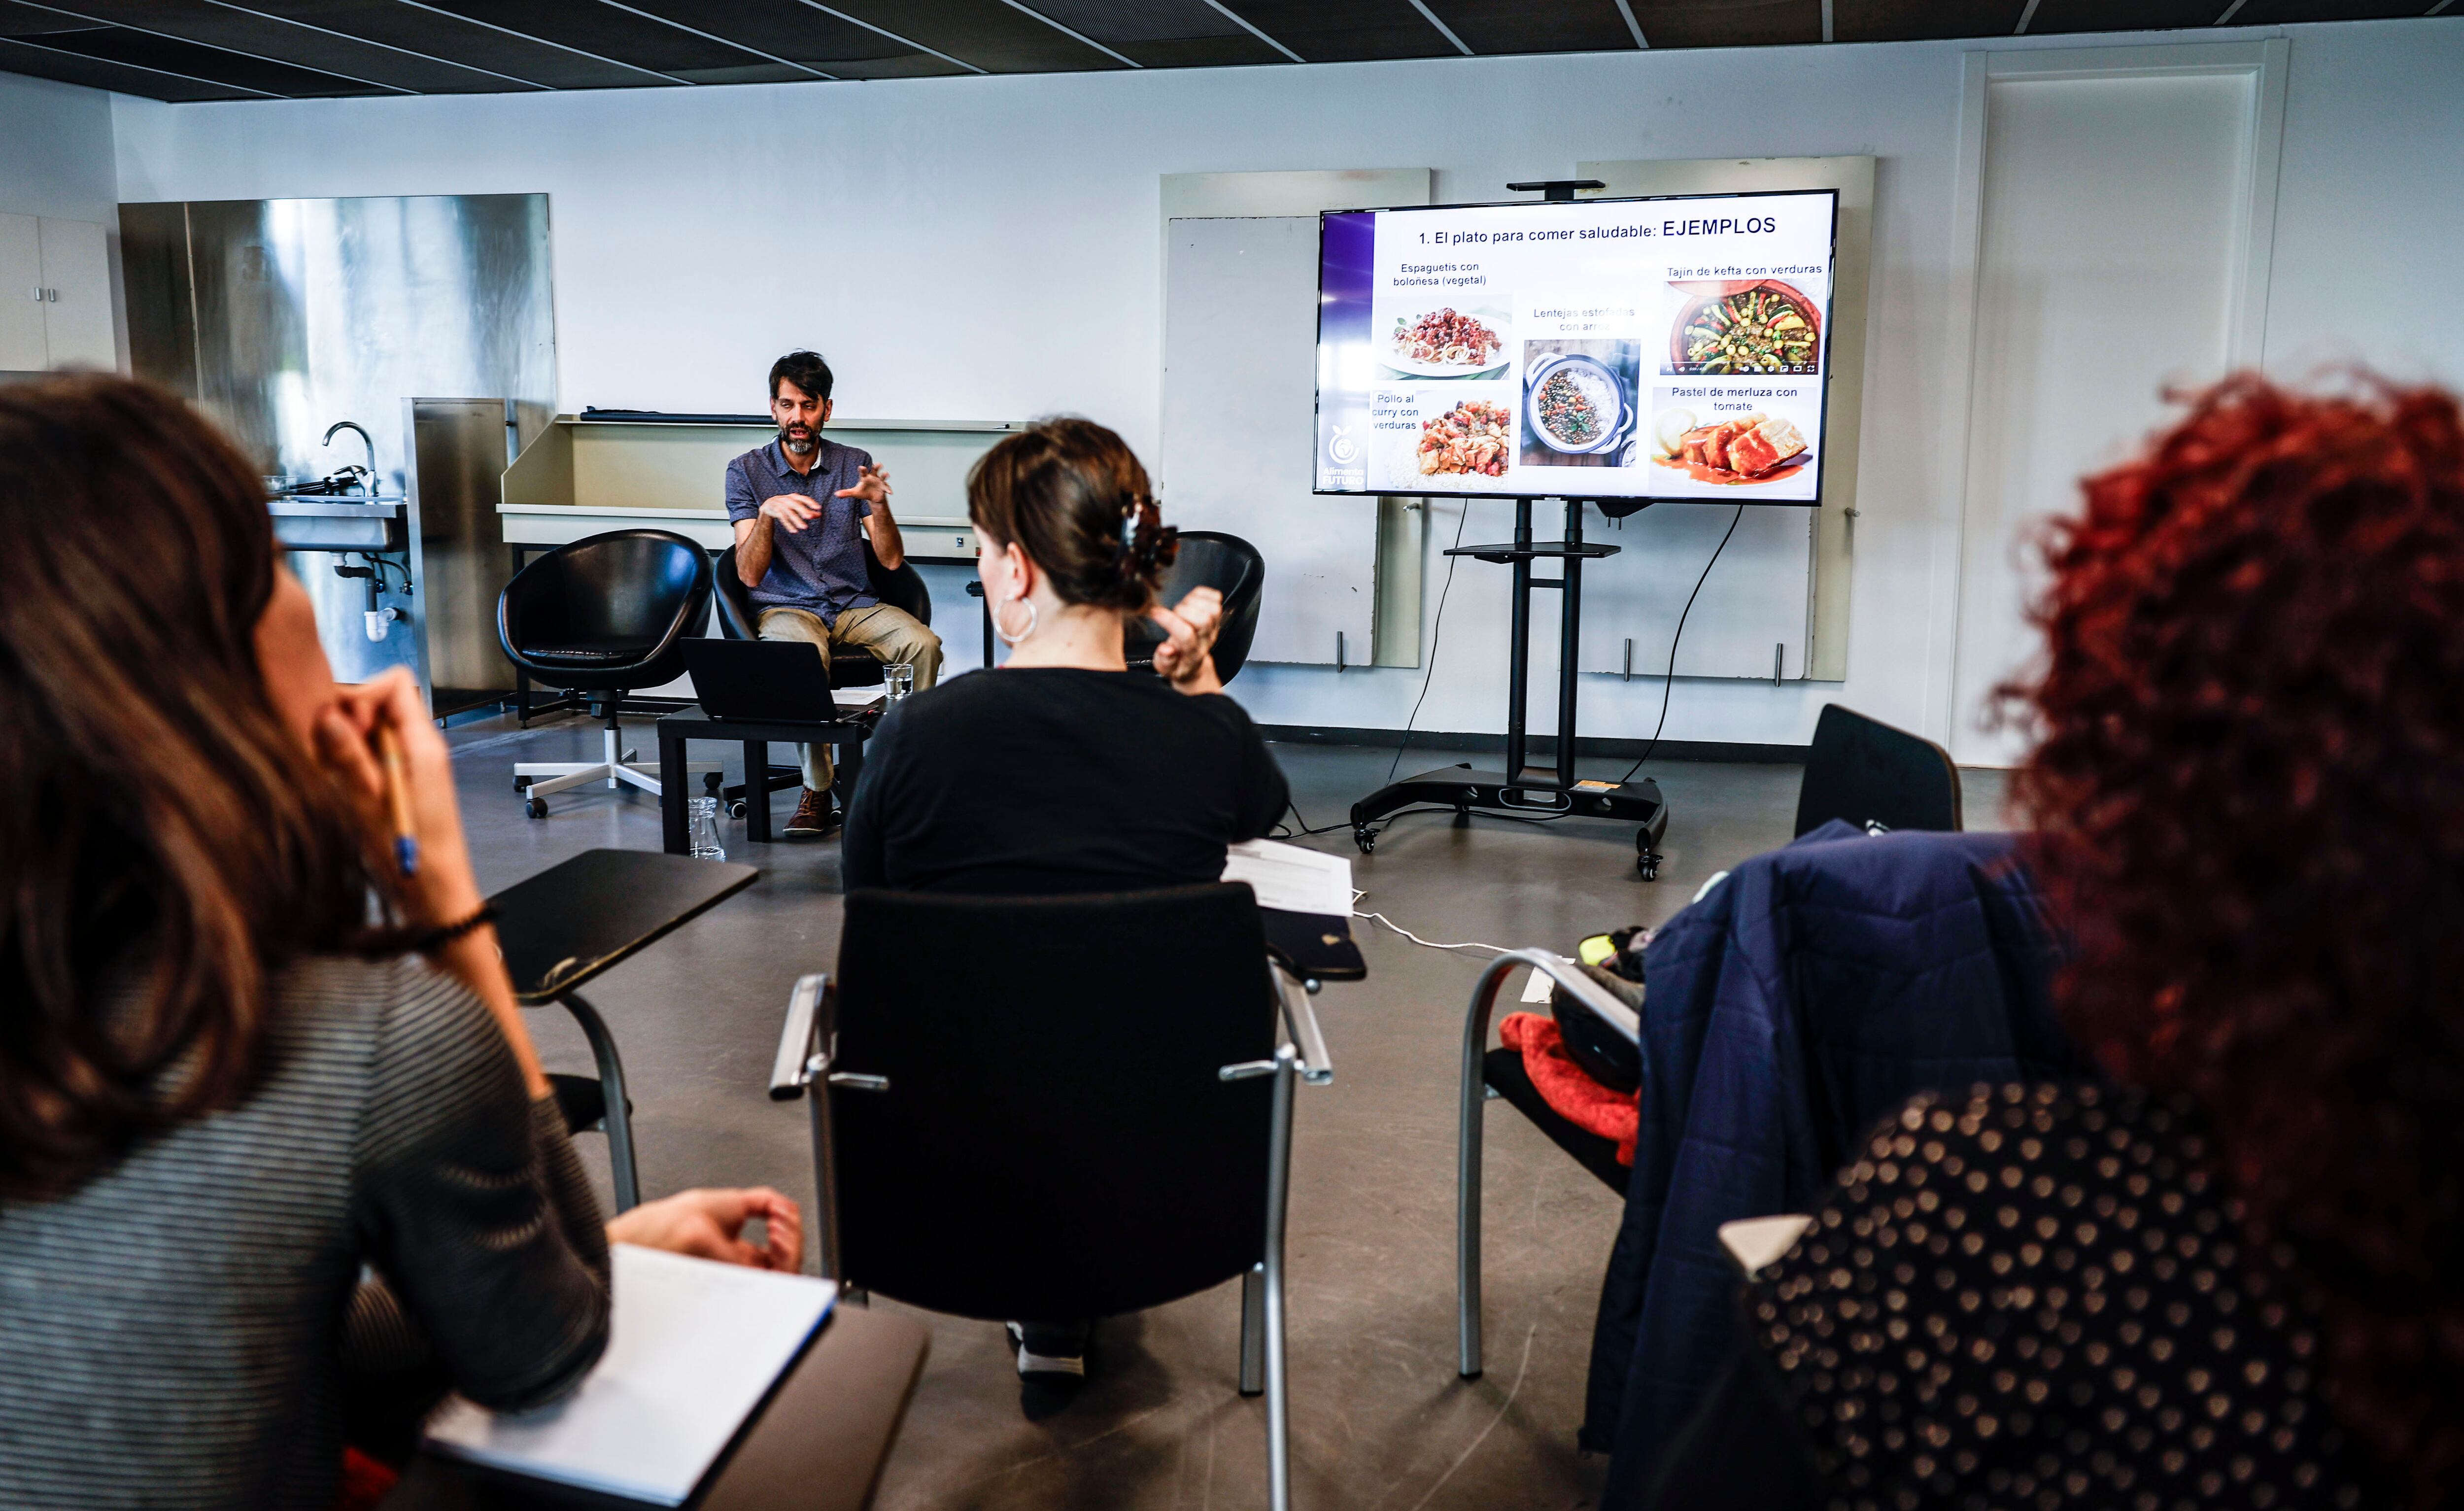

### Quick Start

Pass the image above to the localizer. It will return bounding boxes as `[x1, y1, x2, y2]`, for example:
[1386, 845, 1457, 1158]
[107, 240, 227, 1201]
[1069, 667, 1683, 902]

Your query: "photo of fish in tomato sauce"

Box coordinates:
[1654, 412, 1810, 484]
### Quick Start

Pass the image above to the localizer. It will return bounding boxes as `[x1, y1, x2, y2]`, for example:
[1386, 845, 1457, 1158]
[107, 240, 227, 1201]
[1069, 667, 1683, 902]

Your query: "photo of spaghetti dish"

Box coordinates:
[1386, 308, 1507, 375]
[1666, 281, 1821, 375]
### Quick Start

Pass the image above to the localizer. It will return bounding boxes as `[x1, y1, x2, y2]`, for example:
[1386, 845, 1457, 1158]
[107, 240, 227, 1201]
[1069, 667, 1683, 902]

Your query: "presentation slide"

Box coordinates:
[1313, 190, 1838, 505]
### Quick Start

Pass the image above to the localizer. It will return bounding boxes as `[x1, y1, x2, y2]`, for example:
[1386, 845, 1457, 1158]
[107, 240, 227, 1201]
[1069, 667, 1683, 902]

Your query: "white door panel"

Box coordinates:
[38, 217, 116, 370]
[0, 213, 44, 371]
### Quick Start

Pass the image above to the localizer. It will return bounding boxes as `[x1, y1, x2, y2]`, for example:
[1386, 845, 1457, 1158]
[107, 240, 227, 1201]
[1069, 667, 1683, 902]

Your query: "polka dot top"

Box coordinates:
[1750, 1083, 2365, 1511]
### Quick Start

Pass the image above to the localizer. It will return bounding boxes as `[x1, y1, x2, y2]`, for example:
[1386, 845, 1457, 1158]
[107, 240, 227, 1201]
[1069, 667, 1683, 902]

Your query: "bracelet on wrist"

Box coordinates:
[412, 903, 499, 955]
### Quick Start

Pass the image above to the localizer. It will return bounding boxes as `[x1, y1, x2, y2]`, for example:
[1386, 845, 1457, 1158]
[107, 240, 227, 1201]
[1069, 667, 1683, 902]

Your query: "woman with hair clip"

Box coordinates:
[1640, 374, 2464, 1511]
[840, 417, 1290, 1379]
[0, 376, 801, 1510]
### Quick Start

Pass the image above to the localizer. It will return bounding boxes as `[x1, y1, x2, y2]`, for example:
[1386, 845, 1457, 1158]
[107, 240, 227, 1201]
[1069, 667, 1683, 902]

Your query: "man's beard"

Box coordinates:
[781, 425, 819, 456]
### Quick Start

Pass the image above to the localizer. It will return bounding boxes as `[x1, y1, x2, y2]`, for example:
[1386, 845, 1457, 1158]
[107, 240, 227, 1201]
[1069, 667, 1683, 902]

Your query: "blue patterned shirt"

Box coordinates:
[722, 438, 878, 625]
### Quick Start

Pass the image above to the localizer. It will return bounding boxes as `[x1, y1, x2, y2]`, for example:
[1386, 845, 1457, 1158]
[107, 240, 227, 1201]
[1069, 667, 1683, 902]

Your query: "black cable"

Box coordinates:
[1614, 503, 1744, 787]
[1385, 499, 1472, 788]
[1276, 795, 1351, 839]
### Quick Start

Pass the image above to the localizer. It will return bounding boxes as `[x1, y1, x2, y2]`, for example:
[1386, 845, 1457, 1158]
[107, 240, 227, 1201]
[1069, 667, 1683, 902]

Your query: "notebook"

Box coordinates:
[1222, 838, 1353, 918]
[424, 1245, 838, 1505]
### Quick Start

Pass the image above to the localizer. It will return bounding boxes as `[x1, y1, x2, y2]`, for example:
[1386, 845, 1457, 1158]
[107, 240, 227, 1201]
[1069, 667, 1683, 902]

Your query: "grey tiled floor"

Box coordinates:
[449, 709, 2001, 1509]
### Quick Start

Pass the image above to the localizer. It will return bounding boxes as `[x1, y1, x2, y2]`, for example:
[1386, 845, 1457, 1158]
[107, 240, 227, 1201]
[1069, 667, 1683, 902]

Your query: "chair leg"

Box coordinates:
[1458, 954, 1523, 1381]
[1239, 1263, 1266, 1397]
[560, 991, 640, 1212]
[1264, 1048, 1298, 1511]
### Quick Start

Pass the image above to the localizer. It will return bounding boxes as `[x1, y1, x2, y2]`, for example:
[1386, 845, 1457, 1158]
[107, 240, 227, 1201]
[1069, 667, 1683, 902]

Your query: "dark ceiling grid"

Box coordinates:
[2025, 0, 2229, 32]
[2235, 0, 2430, 18]
[814, 0, 1128, 72]
[1017, 0, 1283, 68]
[33, 0, 514, 93]
[191, 0, 551, 90]
[1834, 0, 2029, 42]
[1627, 0, 1822, 48]
[4, 4, 389, 94]
[1423, 0, 1641, 55]
[400, 0, 760, 82]
[1208, 0, 1458, 61]
[610, 0, 963, 79]
[0, 30, 265, 97]
[229, 0, 668, 89]
[589, 0, 839, 82]
[993, 0, 1145, 68]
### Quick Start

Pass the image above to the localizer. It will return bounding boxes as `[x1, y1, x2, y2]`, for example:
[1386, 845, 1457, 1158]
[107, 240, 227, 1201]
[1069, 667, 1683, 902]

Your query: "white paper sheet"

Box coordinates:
[424, 1245, 837, 1505]
[1222, 838, 1353, 917]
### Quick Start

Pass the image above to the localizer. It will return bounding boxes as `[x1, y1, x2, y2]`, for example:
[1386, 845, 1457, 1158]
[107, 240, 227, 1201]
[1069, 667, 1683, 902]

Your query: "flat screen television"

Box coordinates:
[1313, 189, 1839, 509]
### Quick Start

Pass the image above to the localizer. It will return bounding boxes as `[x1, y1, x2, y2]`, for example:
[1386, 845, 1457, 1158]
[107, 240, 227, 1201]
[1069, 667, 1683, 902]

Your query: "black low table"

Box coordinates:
[655, 707, 875, 853]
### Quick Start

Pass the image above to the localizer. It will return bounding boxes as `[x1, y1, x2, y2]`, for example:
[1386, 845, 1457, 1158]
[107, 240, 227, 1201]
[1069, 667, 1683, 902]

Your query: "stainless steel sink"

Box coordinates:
[269, 496, 406, 552]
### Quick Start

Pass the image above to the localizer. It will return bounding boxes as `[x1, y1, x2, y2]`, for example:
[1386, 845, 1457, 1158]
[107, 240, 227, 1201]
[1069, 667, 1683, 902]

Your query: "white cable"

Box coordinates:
[1353, 910, 1516, 956]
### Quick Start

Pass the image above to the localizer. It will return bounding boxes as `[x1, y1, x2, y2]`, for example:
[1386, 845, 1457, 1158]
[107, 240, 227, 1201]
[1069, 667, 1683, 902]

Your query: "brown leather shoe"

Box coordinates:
[783, 787, 839, 839]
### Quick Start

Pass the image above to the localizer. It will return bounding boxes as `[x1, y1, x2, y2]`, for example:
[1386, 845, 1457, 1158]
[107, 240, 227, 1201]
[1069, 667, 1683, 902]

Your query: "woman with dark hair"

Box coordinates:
[0, 376, 802, 1509]
[1644, 376, 2464, 1511]
[840, 417, 1289, 1377]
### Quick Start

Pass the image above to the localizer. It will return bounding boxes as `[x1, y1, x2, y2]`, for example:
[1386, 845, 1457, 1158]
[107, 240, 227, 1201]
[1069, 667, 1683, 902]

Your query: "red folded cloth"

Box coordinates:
[1501, 1011, 1640, 1165]
[332, 1447, 400, 1511]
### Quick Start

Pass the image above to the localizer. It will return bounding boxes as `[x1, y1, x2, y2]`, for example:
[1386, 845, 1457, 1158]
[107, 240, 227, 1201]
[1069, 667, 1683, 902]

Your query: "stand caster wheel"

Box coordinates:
[703, 771, 722, 795]
[1636, 851, 1662, 881]
[525, 796, 548, 820]
[727, 800, 747, 820]
[1353, 825, 1375, 856]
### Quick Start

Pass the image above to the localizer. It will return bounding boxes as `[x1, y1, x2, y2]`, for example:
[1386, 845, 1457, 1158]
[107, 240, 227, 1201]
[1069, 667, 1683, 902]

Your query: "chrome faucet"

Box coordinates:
[322, 420, 376, 493]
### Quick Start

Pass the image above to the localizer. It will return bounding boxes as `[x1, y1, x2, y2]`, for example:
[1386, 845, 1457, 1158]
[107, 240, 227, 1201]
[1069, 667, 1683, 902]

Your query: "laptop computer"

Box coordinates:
[679, 639, 863, 722]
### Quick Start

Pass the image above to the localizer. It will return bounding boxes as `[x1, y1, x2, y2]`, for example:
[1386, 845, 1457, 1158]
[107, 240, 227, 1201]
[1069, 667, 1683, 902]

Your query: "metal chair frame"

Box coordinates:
[550, 988, 641, 1213]
[771, 955, 1334, 1511]
[1454, 949, 1642, 1379]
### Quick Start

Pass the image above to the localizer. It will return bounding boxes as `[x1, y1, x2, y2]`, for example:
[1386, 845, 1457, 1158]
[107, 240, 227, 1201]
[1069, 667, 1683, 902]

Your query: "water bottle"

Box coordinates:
[687, 795, 726, 861]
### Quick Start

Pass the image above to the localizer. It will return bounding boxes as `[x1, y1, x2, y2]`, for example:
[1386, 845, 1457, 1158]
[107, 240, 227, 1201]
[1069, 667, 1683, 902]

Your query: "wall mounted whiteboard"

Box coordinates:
[1160, 214, 1377, 667]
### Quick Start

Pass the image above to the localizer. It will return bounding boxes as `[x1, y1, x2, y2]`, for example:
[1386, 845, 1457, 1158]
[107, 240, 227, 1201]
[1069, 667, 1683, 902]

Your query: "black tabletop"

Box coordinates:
[655, 707, 876, 745]
[490, 849, 758, 1004]
[1261, 909, 1367, 983]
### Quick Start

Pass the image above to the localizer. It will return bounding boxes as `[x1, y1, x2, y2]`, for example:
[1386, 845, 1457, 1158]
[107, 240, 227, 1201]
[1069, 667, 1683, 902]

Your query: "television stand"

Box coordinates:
[1350, 497, 1671, 878]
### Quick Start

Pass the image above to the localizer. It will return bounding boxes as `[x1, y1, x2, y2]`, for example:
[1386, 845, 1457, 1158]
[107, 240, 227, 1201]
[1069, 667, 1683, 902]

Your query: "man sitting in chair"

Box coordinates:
[728, 350, 942, 837]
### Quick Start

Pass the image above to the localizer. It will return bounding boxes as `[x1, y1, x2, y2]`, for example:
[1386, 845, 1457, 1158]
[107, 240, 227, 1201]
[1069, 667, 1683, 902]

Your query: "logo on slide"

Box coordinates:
[1327, 425, 1360, 466]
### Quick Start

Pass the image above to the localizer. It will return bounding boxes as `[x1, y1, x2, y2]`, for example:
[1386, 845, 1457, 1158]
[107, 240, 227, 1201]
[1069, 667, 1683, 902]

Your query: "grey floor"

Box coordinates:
[450, 709, 2009, 1510]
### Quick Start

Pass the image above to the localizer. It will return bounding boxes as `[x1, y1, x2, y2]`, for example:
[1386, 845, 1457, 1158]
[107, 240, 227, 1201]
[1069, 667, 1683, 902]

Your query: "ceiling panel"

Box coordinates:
[1626, 0, 1822, 48]
[1835, 0, 2026, 41]
[2024, 0, 2226, 33]
[1424, 0, 1638, 53]
[222, 1, 663, 89]
[1014, 0, 1288, 65]
[817, 0, 1132, 72]
[2234, 0, 2440, 18]
[0, 29, 261, 97]
[18, 12, 390, 94]
[407, 0, 768, 79]
[613, 0, 956, 76]
[1210, 0, 1456, 61]
[25, 0, 530, 91]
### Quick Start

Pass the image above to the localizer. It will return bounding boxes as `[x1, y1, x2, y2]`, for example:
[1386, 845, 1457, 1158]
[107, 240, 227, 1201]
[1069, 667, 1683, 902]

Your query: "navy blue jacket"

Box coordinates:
[1587, 823, 2082, 1505]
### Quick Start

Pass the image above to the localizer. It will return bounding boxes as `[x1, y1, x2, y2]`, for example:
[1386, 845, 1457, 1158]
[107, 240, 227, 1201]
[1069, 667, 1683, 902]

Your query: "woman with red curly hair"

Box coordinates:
[1643, 376, 2464, 1511]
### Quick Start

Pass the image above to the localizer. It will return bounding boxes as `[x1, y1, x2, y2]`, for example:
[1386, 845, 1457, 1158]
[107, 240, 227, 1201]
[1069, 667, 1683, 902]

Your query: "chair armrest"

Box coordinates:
[1508, 953, 1641, 1047]
[1273, 967, 1334, 1085]
[768, 973, 827, 1100]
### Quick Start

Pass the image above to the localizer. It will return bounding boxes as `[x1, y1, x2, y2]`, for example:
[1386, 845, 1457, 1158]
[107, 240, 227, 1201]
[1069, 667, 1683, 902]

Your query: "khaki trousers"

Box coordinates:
[756, 602, 942, 792]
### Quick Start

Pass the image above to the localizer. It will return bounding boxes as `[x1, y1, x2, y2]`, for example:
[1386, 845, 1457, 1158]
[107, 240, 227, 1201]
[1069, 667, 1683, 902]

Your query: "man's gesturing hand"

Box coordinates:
[759, 494, 820, 533]
[834, 464, 891, 510]
[1149, 585, 1226, 695]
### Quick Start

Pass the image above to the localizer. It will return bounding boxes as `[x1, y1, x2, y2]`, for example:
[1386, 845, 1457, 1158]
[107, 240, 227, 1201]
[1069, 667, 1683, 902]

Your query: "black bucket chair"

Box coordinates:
[708, 538, 933, 817]
[1123, 530, 1265, 685]
[1791, 702, 1963, 836]
[771, 884, 1333, 1511]
[498, 530, 711, 818]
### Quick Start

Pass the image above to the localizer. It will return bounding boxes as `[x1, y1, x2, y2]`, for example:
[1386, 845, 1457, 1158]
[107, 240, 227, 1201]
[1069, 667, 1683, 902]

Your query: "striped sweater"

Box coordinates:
[0, 954, 611, 1509]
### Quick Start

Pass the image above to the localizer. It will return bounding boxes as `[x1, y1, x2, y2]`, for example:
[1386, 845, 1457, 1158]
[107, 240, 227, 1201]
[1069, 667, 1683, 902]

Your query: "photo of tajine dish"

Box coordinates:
[1658, 412, 1809, 482]
[1668, 281, 1821, 374]
[1418, 399, 1511, 477]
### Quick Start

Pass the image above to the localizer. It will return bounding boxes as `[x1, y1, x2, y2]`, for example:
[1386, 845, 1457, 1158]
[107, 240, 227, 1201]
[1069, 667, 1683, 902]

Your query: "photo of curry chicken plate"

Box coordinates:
[1668, 280, 1821, 375]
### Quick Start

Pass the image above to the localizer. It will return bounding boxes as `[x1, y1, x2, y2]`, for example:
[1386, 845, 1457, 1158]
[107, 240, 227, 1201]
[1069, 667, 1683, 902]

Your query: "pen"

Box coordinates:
[376, 722, 419, 876]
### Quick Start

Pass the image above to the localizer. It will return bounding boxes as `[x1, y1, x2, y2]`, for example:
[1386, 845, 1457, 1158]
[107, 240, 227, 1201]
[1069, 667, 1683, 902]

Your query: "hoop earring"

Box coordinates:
[994, 596, 1038, 647]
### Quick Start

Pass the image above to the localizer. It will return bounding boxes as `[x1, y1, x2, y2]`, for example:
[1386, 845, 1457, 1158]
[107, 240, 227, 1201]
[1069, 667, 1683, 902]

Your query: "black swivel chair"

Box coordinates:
[708, 539, 933, 815]
[498, 530, 712, 818]
[1124, 530, 1266, 685]
[771, 885, 1332, 1511]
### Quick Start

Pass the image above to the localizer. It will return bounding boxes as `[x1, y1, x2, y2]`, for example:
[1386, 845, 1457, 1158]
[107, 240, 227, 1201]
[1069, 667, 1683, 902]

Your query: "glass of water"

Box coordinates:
[686, 795, 726, 861]
[884, 662, 916, 702]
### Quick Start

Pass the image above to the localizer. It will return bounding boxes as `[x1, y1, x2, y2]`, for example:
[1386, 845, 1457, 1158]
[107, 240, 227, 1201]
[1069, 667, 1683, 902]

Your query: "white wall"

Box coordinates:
[0, 68, 117, 223]
[102, 16, 2464, 752]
